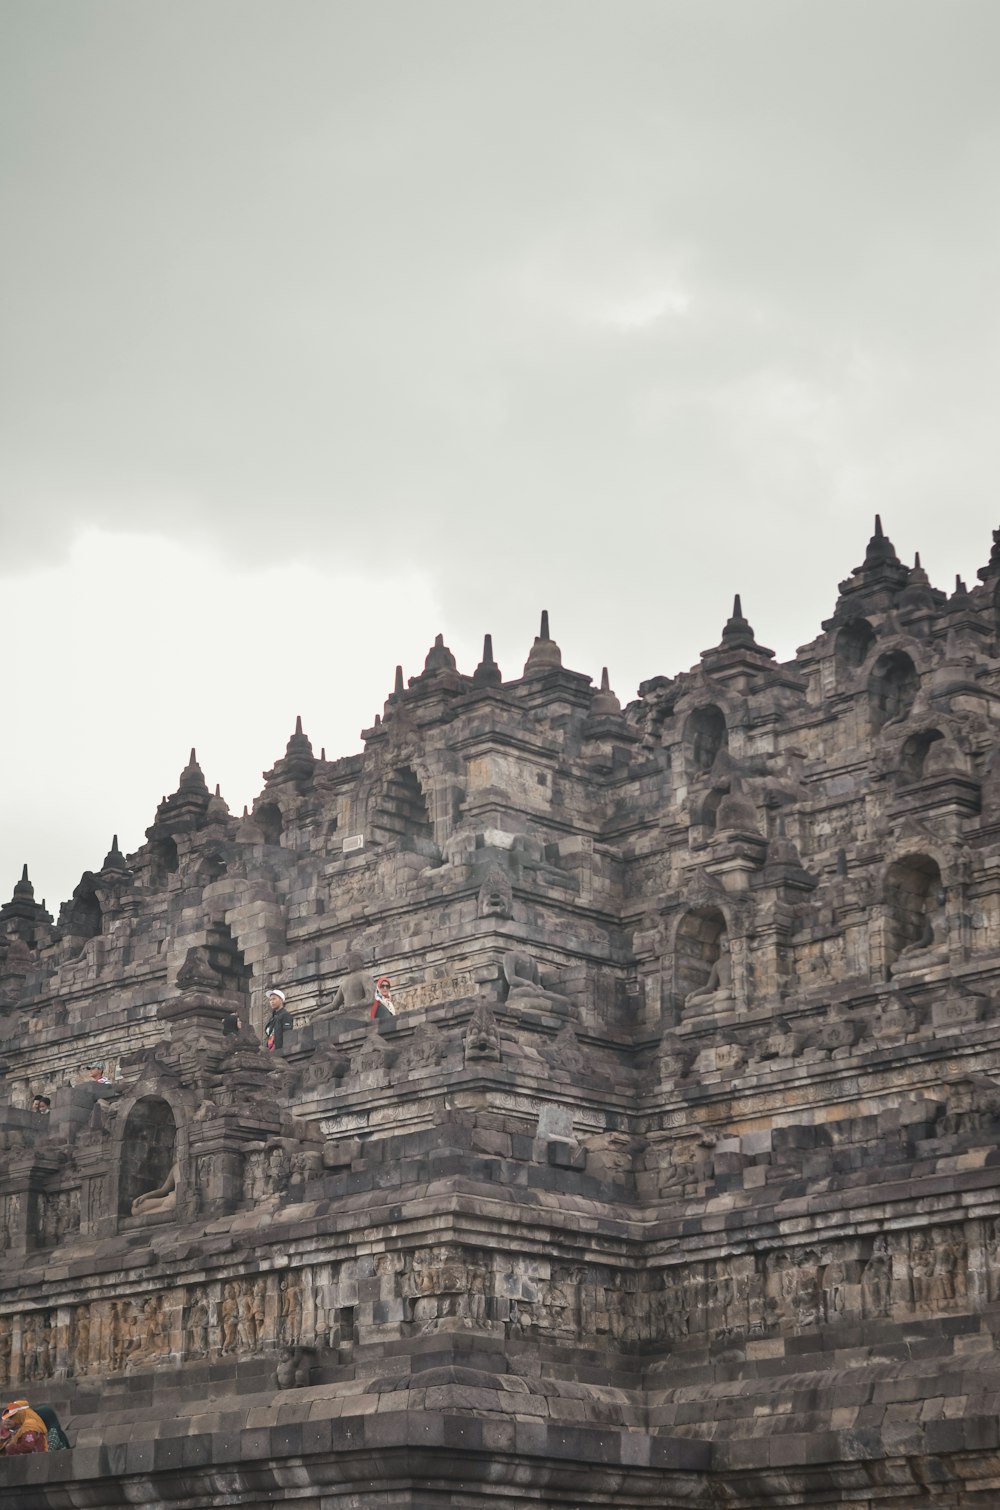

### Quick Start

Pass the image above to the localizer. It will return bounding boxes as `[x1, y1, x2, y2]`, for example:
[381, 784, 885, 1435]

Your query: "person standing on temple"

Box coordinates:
[264, 989, 293, 1053]
[370, 976, 397, 1021]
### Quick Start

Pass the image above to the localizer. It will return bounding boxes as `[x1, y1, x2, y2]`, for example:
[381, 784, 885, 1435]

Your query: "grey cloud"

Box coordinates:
[2, 2, 998, 646]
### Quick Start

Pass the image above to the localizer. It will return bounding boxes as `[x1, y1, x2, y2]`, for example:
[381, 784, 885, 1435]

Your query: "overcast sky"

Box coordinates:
[2, 1, 998, 914]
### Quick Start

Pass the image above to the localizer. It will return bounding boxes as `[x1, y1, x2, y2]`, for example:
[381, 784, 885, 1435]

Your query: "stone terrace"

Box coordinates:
[3, 521, 1000, 1505]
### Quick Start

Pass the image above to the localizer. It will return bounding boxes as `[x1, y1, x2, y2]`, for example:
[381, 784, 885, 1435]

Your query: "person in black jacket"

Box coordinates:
[264, 989, 293, 1053]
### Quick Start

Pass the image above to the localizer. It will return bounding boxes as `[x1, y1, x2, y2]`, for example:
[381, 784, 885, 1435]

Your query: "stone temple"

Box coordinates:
[4, 520, 1000, 1507]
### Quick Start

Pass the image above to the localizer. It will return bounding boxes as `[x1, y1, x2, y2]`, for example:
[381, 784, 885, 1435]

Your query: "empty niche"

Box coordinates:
[674, 906, 726, 1006]
[61, 877, 102, 941]
[685, 706, 728, 774]
[118, 1097, 177, 1216]
[371, 765, 434, 848]
[896, 730, 945, 788]
[197, 850, 228, 884]
[255, 804, 284, 846]
[884, 854, 942, 964]
[836, 618, 877, 676]
[150, 836, 179, 886]
[869, 650, 919, 731]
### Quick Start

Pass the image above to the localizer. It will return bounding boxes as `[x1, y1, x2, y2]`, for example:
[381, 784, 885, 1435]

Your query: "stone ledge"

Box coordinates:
[10, 1417, 1000, 1508]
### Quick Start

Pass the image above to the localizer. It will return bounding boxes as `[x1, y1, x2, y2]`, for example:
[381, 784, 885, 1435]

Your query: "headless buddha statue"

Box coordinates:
[330, 951, 371, 1015]
[502, 951, 574, 1011]
[131, 1160, 179, 1217]
[685, 938, 735, 1009]
[892, 888, 948, 974]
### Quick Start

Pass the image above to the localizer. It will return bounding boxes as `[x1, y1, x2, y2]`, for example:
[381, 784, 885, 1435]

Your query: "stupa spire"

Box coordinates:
[101, 834, 129, 874]
[523, 610, 562, 675]
[591, 666, 622, 717]
[473, 632, 503, 689]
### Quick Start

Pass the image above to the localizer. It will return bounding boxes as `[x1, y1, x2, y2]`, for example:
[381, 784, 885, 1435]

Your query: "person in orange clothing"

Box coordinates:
[0, 1399, 49, 1453]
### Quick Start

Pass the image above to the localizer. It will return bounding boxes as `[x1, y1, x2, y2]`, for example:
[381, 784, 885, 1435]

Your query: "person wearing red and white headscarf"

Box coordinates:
[370, 977, 396, 1021]
[0, 1399, 48, 1454]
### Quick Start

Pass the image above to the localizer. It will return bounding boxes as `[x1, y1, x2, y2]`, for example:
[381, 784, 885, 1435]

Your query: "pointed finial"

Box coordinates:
[206, 779, 230, 822]
[421, 635, 457, 675]
[861, 514, 900, 569]
[703, 593, 775, 662]
[394, 664, 404, 697]
[10, 864, 35, 902]
[524, 610, 562, 674]
[101, 834, 129, 873]
[271, 717, 315, 783]
[320, 747, 326, 761]
[473, 632, 502, 688]
[242, 805, 249, 819]
[5, 864, 38, 911]
[282, 715, 314, 760]
[900, 550, 933, 606]
[374, 712, 381, 727]
[591, 666, 622, 718]
[177, 748, 209, 796]
[720, 593, 756, 647]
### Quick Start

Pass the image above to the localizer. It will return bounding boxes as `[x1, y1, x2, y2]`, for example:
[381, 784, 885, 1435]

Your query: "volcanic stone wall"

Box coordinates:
[3, 520, 1000, 1507]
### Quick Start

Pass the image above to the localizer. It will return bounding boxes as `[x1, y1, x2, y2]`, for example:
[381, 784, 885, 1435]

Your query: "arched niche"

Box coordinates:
[884, 854, 943, 965]
[869, 650, 919, 731]
[836, 618, 876, 675]
[150, 836, 179, 886]
[118, 1097, 177, 1217]
[197, 850, 228, 884]
[371, 765, 435, 849]
[684, 706, 728, 774]
[896, 729, 945, 788]
[255, 804, 284, 846]
[674, 906, 726, 1004]
[63, 878, 102, 940]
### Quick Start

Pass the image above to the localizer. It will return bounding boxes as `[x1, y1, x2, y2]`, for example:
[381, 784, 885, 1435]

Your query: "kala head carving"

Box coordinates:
[478, 865, 513, 920]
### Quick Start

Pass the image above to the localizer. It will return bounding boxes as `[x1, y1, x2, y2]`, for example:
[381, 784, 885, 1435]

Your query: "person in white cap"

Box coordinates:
[264, 989, 293, 1053]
